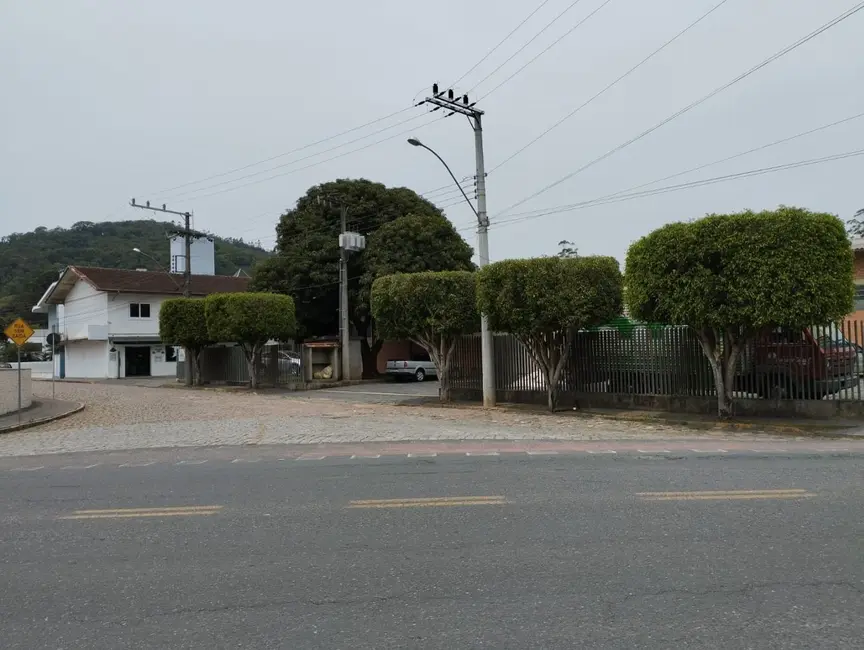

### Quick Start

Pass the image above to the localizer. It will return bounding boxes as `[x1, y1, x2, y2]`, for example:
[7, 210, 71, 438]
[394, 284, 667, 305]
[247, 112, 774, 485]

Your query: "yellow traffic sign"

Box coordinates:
[3, 318, 35, 347]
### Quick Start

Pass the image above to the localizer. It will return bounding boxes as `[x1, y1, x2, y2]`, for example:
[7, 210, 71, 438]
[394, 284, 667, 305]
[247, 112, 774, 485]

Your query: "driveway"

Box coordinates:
[302, 379, 439, 404]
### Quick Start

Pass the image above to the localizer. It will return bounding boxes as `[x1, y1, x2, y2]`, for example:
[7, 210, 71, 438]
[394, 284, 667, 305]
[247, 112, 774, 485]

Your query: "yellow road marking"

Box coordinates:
[348, 496, 505, 509]
[59, 505, 223, 520]
[637, 489, 815, 501]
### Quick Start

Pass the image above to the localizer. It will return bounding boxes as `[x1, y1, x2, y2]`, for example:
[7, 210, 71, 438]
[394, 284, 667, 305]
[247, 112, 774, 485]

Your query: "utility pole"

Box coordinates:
[319, 194, 365, 380]
[130, 198, 194, 385]
[339, 204, 350, 381]
[418, 84, 496, 407]
[130, 199, 193, 297]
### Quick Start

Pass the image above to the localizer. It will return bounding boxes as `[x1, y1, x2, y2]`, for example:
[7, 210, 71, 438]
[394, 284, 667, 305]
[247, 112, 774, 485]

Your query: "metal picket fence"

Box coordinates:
[450, 321, 864, 402]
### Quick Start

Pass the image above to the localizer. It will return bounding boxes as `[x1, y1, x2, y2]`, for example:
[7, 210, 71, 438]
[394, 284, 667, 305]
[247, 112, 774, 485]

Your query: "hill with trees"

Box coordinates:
[0, 220, 270, 327]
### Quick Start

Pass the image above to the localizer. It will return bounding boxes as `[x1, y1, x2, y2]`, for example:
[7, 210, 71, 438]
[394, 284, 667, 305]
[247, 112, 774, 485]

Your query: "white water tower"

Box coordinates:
[169, 236, 215, 275]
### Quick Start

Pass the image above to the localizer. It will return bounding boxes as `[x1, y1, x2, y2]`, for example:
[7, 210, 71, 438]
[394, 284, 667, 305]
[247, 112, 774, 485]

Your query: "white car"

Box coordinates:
[386, 359, 438, 382]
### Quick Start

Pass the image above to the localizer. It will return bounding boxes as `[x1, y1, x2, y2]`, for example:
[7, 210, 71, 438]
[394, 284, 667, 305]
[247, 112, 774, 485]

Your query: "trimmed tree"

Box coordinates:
[477, 257, 623, 410]
[371, 271, 478, 401]
[204, 292, 297, 389]
[159, 298, 213, 386]
[625, 206, 854, 417]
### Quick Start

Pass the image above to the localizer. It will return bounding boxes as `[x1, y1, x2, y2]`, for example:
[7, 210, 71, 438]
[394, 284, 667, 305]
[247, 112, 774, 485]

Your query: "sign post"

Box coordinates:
[47, 331, 60, 400]
[4, 318, 35, 421]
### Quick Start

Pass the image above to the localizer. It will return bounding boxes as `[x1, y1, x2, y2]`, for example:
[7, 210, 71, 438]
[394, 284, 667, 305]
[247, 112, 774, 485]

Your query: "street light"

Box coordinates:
[407, 136, 495, 407]
[132, 248, 182, 291]
[408, 138, 479, 220]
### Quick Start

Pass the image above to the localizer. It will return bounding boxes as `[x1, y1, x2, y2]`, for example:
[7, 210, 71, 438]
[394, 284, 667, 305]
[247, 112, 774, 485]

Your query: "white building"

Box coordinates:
[31, 266, 249, 379]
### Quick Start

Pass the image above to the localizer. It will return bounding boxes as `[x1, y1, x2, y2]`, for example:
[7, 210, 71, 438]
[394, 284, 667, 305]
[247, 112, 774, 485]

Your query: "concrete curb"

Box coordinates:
[398, 400, 864, 439]
[0, 402, 86, 435]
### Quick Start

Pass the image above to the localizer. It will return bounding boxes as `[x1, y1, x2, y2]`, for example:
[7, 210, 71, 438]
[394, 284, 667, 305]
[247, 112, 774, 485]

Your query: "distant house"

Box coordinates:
[31, 266, 248, 379]
[851, 238, 864, 320]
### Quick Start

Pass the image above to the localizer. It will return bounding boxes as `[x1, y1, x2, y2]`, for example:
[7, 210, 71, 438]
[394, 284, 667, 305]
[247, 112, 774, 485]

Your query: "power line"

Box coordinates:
[477, 0, 616, 101]
[159, 112, 428, 201]
[170, 115, 449, 203]
[145, 106, 415, 197]
[490, 110, 864, 224]
[488, 0, 731, 174]
[487, 148, 864, 231]
[464, 0, 588, 95]
[449, 0, 553, 89]
[499, 0, 864, 216]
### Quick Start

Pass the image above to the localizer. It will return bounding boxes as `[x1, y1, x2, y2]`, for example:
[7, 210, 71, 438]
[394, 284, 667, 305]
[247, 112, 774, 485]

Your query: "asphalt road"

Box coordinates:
[1, 449, 862, 649]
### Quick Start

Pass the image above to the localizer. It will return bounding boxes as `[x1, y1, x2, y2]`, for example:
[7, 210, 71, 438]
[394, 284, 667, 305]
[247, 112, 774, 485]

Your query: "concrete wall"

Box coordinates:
[65, 340, 110, 378]
[17, 361, 54, 379]
[449, 387, 864, 420]
[0, 368, 32, 415]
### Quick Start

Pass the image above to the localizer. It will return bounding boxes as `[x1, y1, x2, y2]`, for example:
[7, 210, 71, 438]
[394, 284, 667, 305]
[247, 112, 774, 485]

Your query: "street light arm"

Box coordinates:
[132, 248, 183, 291]
[411, 141, 480, 221]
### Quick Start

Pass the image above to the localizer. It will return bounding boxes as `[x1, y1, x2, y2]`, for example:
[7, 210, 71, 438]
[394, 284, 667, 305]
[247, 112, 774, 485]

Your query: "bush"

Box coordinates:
[371, 271, 478, 400]
[159, 298, 213, 385]
[477, 256, 622, 410]
[625, 206, 853, 416]
[205, 293, 297, 388]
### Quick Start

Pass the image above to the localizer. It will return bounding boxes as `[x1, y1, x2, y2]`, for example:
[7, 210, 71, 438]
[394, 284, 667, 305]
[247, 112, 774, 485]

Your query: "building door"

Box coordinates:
[125, 346, 151, 377]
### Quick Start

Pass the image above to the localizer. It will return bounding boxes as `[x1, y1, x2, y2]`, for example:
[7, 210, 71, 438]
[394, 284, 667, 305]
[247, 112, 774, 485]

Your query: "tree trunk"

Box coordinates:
[519, 331, 571, 412]
[360, 338, 383, 379]
[244, 344, 259, 390]
[183, 346, 193, 386]
[695, 328, 742, 419]
[192, 347, 203, 386]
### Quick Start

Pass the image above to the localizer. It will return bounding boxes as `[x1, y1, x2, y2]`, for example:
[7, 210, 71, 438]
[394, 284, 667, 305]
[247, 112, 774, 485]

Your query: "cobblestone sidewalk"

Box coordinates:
[0, 382, 791, 458]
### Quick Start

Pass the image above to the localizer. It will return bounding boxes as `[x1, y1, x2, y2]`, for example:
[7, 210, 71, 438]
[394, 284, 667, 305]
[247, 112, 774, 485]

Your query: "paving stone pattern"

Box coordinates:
[0, 382, 793, 458]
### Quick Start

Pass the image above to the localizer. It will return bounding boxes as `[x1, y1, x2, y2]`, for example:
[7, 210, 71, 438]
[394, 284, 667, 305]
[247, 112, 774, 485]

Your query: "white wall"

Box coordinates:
[65, 340, 110, 378]
[62, 280, 107, 341]
[18, 361, 54, 379]
[107, 293, 166, 337]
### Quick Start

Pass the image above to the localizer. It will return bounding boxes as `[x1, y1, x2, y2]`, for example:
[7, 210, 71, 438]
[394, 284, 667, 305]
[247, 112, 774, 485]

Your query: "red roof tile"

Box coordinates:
[70, 266, 250, 296]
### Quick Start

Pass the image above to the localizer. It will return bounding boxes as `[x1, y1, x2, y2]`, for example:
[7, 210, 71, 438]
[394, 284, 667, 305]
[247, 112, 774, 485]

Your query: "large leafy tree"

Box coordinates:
[204, 292, 296, 389]
[159, 298, 213, 386]
[251, 179, 470, 376]
[477, 256, 623, 410]
[626, 206, 853, 417]
[846, 207, 864, 236]
[372, 271, 478, 401]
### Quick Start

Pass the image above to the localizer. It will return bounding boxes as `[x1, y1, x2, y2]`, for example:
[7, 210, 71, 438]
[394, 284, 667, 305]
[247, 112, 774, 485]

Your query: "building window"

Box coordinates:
[129, 303, 151, 318]
[165, 346, 177, 362]
[855, 285, 864, 311]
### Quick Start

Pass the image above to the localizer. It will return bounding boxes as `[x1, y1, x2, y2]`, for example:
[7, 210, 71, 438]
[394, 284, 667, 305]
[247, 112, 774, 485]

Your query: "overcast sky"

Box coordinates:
[2, 0, 862, 263]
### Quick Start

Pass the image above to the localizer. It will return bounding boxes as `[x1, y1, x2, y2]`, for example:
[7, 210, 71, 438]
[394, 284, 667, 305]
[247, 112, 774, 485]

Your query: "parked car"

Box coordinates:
[736, 324, 858, 399]
[386, 357, 437, 382]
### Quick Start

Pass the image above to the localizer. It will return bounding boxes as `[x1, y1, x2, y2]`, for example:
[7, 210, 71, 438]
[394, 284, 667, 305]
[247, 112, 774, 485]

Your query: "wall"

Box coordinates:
[377, 340, 413, 374]
[0, 368, 32, 415]
[17, 361, 54, 379]
[65, 340, 109, 378]
[62, 280, 107, 341]
[106, 293, 166, 337]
